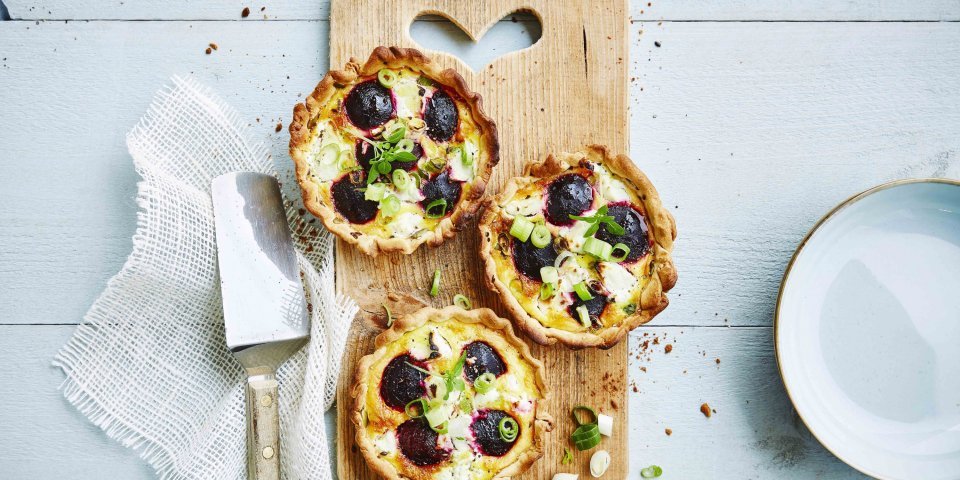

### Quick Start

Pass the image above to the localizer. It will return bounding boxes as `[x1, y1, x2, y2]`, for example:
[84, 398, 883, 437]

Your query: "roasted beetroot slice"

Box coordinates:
[463, 341, 507, 382]
[345, 80, 394, 130]
[424, 88, 459, 142]
[355, 140, 421, 172]
[511, 237, 558, 280]
[545, 174, 594, 226]
[420, 169, 462, 216]
[331, 176, 378, 224]
[397, 418, 450, 466]
[594, 204, 650, 262]
[568, 291, 609, 325]
[379, 354, 428, 411]
[471, 410, 518, 457]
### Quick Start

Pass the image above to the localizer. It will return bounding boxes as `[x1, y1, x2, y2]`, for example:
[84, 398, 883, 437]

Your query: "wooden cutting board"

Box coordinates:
[331, 1, 629, 478]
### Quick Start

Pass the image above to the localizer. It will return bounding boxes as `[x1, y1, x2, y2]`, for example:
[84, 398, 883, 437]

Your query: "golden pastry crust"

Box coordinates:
[478, 145, 678, 349]
[352, 306, 552, 480]
[290, 46, 499, 256]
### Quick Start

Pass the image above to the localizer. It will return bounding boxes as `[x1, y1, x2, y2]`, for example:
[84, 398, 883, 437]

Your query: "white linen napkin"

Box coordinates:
[53, 76, 356, 480]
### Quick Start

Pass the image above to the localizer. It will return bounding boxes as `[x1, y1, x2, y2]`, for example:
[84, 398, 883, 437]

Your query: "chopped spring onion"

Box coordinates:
[576, 305, 591, 328]
[364, 183, 386, 202]
[498, 417, 519, 443]
[572, 405, 598, 425]
[539, 282, 556, 300]
[377, 69, 399, 88]
[379, 195, 400, 217]
[337, 156, 356, 172]
[385, 124, 406, 144]
[554, 251, 575, 268]
[453, 294, 472, 310]
[474, 372, 496, 394]
[425, 403, 451, 429]
[571, 422, 601, 451]
[459, 392, 472, 412]
[461, 145, 473, 165]
[382, 304, 393, 327]
[509, 216, 535, 242]
[318, 143, 340, 165]
[561, 447, 574, 465]
[583, 236, 613, 260]
[597, 413, 613, 436]
[590, 450, 611, 477]
[540, 266, 559, 284]
[430, 269, 441, 297]
[405, 398, 428, 418]
[530, 224, 552, 248]
[392, 169, 411, 190]
[425, 198, 448, 218]
[431, 421, 449, 434]
[640, 465, 663, 478]
[552, 474, 579, 480]
[395, 138, 415, 153]
[573, 281, 594, 301]
[610, 243, 630, 262]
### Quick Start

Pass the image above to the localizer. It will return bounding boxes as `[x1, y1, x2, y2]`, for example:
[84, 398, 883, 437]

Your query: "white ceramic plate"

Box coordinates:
[777, 179, 960, 480]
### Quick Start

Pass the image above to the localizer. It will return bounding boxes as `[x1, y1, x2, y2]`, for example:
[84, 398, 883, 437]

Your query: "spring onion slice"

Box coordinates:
[540, 266, 559, 284]
[364, 183, 386, 202]
[640, 465, 663, 478]
[453, 294, 472, 310]
[459, 392, 472, 412]
[382, 303, 393, 327]
[610, 243, 630, 262]
[430, 268, 441, 297]
[571, 423, 601, 450]
[561, 447, 574, 465]
[379, 195, 400, 217]
[576, 305, 591, 327]
[498, 417, 519, 443]
[573, 281, 594, 301]
[395, 138, 415, 153]
[461, 145, 472, 165]
[385, 124, 406, 144]
[405, 398, 428, 418]
[318, 143, 340, 165]
[583, 236, 613, 260]
[539, 282, 555, 300]
[392, 169, 411, 190]
[572, 405, 598, 425]
[554, 251, 575, 269]
[377, 69, 398, 87]
[425, 198, 448, 218]
[474, 372, 496, 394]
[509, 216, 535, 242]
[431, 421, 449, 434]
[530, 224, 552, 248]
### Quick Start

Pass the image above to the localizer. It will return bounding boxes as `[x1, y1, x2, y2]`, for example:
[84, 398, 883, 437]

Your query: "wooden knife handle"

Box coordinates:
[246, 374, 280, 480]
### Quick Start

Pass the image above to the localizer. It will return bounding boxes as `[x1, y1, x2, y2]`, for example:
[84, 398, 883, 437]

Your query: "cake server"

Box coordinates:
[212, 172, 309, 480]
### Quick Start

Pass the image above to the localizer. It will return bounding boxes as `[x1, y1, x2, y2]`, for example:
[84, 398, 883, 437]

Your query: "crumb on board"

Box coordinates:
[665, 344, 673, 353]
[209, 43, 218, 51]
[716, 358, 721, 364]
[275, 122, 283, 132]
[665, 428, 672, 436]
[205, 47, 212, 55]
[241, 7, 250, 18]
[700, 403, 712, 418]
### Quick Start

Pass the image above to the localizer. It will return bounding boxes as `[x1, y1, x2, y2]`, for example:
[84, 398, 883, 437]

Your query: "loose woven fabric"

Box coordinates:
[53, 76, 356, 480]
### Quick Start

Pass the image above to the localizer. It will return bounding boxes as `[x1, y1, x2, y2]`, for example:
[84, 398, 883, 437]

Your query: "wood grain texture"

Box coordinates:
[329, 1, 631, 478]
[5, 0, 960, 21]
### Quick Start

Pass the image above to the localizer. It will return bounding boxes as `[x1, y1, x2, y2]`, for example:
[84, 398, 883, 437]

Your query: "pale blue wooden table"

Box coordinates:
[1, 1, 958, 478]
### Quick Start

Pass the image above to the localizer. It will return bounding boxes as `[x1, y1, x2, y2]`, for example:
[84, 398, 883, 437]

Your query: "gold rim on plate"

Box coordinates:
[773, 177, 960, 480]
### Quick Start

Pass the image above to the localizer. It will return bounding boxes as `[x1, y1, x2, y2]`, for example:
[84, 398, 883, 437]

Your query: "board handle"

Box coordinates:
[246, 374, 280, 480]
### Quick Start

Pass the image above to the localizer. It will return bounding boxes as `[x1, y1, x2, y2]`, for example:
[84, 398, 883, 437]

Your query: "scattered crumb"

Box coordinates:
[241, 7, 250, 18]
[715, 358, 721, 364]
[632, 385, 639, 393]
[665, 428, 672, 436]
[700, 403, 712, 418]
[205, 47, 212, 55]
[209, 42, 218, 51]
[665, 344, 673, 354]
[654, 41, 662, 48]
[275, 122, 283, 132]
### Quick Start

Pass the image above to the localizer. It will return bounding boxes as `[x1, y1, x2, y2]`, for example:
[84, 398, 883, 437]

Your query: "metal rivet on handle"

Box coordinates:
[260, 394, 273, 407]
[262, 446, 275, 459]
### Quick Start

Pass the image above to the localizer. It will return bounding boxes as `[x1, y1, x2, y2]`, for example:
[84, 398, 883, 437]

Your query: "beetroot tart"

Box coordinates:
[352, 306, 551, 480]
[478, 145, 678, 349]
[290, 46, 499, 256]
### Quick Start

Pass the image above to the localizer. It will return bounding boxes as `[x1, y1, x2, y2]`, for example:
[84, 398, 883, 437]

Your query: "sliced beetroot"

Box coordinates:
[355, 140, 421, 172]
[379, 354, 428, 411]
[545, 174, 594, 226]
[424, 88, 458, 142]
[397, 418, 450, 466]
[420, 169, 462, 216]
[594, 203, 650, 262]
[568, 290, 609, 326]
[471, 410, 518, 457]
[345, 80, 394, 130]
[331, 175, 378, 224]
[511, 237, 558, 281]
[463, 341, 507, 382]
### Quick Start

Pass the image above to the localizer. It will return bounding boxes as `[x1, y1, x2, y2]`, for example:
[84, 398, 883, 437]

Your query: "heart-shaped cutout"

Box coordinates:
[410, 11, 542, 72]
